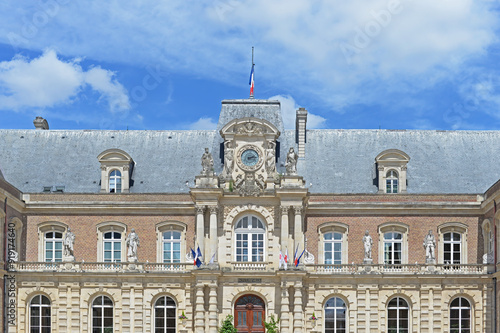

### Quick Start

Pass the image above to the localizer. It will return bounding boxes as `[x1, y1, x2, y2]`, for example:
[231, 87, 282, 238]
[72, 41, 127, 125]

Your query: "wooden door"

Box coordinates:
[234, 295, 265, 332]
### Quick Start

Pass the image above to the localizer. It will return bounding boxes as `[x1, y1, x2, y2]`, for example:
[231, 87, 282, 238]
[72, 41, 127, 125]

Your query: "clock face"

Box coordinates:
[241, 149, 259, 167]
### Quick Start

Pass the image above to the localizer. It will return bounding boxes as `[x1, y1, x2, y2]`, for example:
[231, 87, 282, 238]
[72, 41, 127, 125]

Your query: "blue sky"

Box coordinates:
[1, 0, 500, 131]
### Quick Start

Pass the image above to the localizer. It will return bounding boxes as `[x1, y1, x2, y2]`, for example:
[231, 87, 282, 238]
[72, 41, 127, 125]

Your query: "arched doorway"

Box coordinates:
[234, 295, 265, 332]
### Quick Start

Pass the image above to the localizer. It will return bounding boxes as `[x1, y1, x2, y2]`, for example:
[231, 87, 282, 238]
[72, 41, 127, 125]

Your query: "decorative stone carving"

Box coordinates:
[285, 147, 298, 175]
[236, 121, 264, 135]
[126, 229, 140, 262]
[201, 148, 214, 176]
[63, 228, 75, 262]
[423, 230, 436, 264]
[195, 205, 205, 215]
[235, 172, 265, 196]
[363, 230, 373, 264]
[281, 206, 289, 215]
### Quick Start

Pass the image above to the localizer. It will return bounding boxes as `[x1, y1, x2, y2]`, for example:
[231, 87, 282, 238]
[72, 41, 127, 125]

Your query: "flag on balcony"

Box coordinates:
[191, 248, 197, 266]
[295, 247, 305, 267]
[279, 250, 283, 269]
[209, 251, 216, 264]
[195, 246, 203, 267]
[284, 248, 288, 270]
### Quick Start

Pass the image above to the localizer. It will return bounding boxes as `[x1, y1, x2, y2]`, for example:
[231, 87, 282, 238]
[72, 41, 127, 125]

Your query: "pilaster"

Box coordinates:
[293, 282, 304, 333]
[208, 284, 218, 332]
[208, 206, 218, 261]
[194, 285, 205, 333]
[280, 206, 289, 258]
[195, 205, 205, 256]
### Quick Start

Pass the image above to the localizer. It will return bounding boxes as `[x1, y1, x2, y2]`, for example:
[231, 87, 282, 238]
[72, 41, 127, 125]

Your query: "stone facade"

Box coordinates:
[0, 100, 499, 332]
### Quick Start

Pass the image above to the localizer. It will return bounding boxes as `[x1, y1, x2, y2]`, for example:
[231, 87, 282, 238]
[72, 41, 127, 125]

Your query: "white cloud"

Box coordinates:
[0, 0, 497, 117]
[0, 49, 130, 112]
[270, 94, 326, 129]
[188, 117, 217, 130]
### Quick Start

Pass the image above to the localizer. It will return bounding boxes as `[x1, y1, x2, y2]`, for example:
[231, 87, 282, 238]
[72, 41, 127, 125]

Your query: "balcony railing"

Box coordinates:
[229, 261, 271, 271]
[10, 261, 194, 273]
[307, 263, 492, 275]
[9, 262, 492, 275]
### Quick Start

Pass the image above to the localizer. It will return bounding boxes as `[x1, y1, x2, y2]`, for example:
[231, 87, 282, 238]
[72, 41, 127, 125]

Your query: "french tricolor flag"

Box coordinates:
[249, 64, 255, 97]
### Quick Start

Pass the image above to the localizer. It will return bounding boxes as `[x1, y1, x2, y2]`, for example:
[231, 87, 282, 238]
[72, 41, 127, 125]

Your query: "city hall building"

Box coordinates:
[0, 98, 499, 332]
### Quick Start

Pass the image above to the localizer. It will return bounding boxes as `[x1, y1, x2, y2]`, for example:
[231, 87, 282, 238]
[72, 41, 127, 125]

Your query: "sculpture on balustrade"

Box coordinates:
[363, 230, 373, 264]
[63, 228, 75, 262]
[423, 230, 436, 264]
[126, 229, 140, 262]
[201, 148, 214, 176]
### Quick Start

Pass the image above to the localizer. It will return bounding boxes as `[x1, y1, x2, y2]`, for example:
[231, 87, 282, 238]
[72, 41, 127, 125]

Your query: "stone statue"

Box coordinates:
[363, 230, 373, 261]
[285, 147, 298, 175]
[126, 228, 140, 262]
[266, 141, 276, 174]
[63, 228, 75, 259]
[223, 141, 234, 177]
[201, 148, 214, 176]
[423, 230, 436, 263]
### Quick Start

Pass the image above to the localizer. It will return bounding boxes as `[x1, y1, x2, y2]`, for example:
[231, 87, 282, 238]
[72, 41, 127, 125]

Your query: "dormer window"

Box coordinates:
[97, 149, 133, 193]
[109, 170, 122, 193]
[386, 170, 398, 194]
[375, 149, 410, 194]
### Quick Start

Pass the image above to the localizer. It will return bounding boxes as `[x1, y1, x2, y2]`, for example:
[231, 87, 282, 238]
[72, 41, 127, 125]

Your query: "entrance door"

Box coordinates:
[234, 295, 265, 332]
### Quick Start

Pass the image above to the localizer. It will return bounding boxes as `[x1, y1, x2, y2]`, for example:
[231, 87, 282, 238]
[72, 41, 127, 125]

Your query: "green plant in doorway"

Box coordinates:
[219, 314, 237, 333]
[264, 314, 280, 333]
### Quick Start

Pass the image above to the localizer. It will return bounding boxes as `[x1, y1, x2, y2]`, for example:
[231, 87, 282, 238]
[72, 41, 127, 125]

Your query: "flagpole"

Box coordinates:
[249, 46, 255, 99]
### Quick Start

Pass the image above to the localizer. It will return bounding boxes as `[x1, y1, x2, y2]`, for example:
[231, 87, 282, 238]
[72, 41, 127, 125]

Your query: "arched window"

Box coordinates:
[325, 297, 347, 333]
[163, 231, 181, 263]
[154, 296, 176, 332]
[103, 232, 122, 262]
[443, 232, 461, 265]
[92, 296, 113, 332]
[324, 232, 343, 265]
[109, 170, 122, 193]
[384, 232, 402, 265]
[235, 215, 265, 262]
[387, 297, 409, 333]
[386, 170, 399, 194]
[450, 297, 471, 333]
[30, 295, 51, 332]
[44, 231, 63, 262]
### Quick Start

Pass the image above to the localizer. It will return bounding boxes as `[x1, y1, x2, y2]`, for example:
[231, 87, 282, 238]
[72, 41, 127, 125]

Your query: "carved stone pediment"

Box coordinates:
[234, 172, 265, 196]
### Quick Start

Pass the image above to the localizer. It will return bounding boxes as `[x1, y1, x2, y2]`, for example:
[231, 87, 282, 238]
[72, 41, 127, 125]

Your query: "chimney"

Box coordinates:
[33, 116, 49, 130]
[295, 107, 307, 158]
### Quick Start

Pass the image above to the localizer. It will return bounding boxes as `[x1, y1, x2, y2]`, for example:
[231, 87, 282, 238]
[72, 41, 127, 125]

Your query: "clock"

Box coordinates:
[237, 145, 264, 171]
[241, 149, 259, 167]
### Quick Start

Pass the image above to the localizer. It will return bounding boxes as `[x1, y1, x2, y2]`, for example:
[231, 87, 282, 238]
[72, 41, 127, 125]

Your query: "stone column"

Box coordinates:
[208, 206, 218, 261]
[281, 206, 289, 262]
[195, 205, 205, 255]
[293, 282, 304, 333]
[194, 285, 205, 333]
[294, 206, 304, 256]
[280, 282, 290, 333]
[208, 285, 218, 332]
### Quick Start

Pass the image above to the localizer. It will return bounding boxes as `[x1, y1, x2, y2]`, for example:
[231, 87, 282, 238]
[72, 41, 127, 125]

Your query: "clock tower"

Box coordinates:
[219, 117, 280, 196]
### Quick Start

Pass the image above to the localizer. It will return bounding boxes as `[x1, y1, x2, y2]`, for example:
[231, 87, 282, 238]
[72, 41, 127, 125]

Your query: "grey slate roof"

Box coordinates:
[1, 99, 500, 194]
[1, 129, 218, 193]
